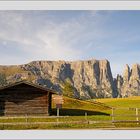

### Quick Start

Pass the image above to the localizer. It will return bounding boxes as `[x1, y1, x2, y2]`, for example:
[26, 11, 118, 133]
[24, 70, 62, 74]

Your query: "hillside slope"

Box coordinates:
[52, 95, 111, 116]
[97, 96, 140, 108]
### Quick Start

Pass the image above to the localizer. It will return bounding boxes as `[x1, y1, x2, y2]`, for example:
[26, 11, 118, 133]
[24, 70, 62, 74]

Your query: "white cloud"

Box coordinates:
[0, 10, 138, 78]
[0, 11, 110, 63]
[0, 11, 87, 62]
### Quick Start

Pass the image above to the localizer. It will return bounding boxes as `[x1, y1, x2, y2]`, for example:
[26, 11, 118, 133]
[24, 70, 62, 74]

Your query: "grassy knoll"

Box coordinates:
[0, 96, 112, 129]
[1, 96, 140, 129]
[52, 95, 111, 115]
[94, 96, 140, 121]
[51, 95, 112, 122]
[96, 96, 140, 108]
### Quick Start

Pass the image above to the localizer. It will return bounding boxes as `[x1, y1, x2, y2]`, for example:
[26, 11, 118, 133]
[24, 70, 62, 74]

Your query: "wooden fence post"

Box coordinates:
[85, 112, 87, 120]
[56, 108, 59, 126]
[57, 108, 59, 117]
[112, 107, 114, 122]
[85, 112, 89, 124]
[26, 114, 28, 123]
[136, 108, 139, 124]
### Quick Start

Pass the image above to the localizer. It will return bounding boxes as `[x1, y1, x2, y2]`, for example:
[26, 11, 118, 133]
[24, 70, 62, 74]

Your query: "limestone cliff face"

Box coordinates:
[1, 59, 140, 99]
[20, 59, 115, 99]
[116, 64, 140, 97]
[121, 65, 131, 97]
[115, 74, 123, 97]
[123, 64, 131, 83]
[20, 61, 140, 98]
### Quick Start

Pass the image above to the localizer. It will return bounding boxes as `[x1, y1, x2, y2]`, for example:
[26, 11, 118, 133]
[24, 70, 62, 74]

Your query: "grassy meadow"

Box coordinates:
[96, 96, 140, 108]
[1, 96, 140, 129]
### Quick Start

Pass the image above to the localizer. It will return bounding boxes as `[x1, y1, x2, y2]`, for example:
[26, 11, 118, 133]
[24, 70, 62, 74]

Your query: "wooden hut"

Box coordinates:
[0, 81, 57, 116]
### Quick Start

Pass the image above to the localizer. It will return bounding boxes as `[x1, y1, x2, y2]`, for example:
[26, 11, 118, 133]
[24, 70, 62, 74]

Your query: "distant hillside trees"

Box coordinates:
[61, 78, 74, 98]
[0, 73, 7, 86]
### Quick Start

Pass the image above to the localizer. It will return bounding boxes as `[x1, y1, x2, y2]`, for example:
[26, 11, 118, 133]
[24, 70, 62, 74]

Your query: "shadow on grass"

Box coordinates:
[51, 108, 110, 116]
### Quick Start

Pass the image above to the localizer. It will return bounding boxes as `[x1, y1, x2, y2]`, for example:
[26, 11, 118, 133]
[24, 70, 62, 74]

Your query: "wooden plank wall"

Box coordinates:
[0, 83, 50, 116]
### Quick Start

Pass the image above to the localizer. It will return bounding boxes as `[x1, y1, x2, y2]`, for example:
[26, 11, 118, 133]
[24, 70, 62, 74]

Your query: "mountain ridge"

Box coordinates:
[0, 59, 139, 99]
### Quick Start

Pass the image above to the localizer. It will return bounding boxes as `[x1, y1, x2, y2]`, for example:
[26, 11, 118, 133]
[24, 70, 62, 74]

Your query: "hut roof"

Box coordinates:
[0, 80, 58, 94]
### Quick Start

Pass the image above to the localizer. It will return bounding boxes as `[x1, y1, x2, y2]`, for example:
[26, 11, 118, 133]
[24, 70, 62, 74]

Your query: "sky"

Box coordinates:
[0, 10, 140, 77]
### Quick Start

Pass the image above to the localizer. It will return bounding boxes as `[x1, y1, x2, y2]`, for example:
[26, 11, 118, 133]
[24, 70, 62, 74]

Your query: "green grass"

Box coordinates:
[1, 96, 140, 129]
[96, 96, 140, 108]
[0, 123, 114, 130]
[94, 96, 140, 121]
[52, 95, 111, 114]
[0, 96, 112, 129]
[1, 121, 140, 130]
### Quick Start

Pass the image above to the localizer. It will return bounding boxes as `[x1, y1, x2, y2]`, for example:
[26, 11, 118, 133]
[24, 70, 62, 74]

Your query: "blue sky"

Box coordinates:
[0, 10, 140, 77]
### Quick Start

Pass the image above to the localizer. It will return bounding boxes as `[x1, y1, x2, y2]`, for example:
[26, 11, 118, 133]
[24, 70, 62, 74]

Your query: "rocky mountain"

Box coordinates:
[116, 64, 140, 97]
[0, 59, 140, 99]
